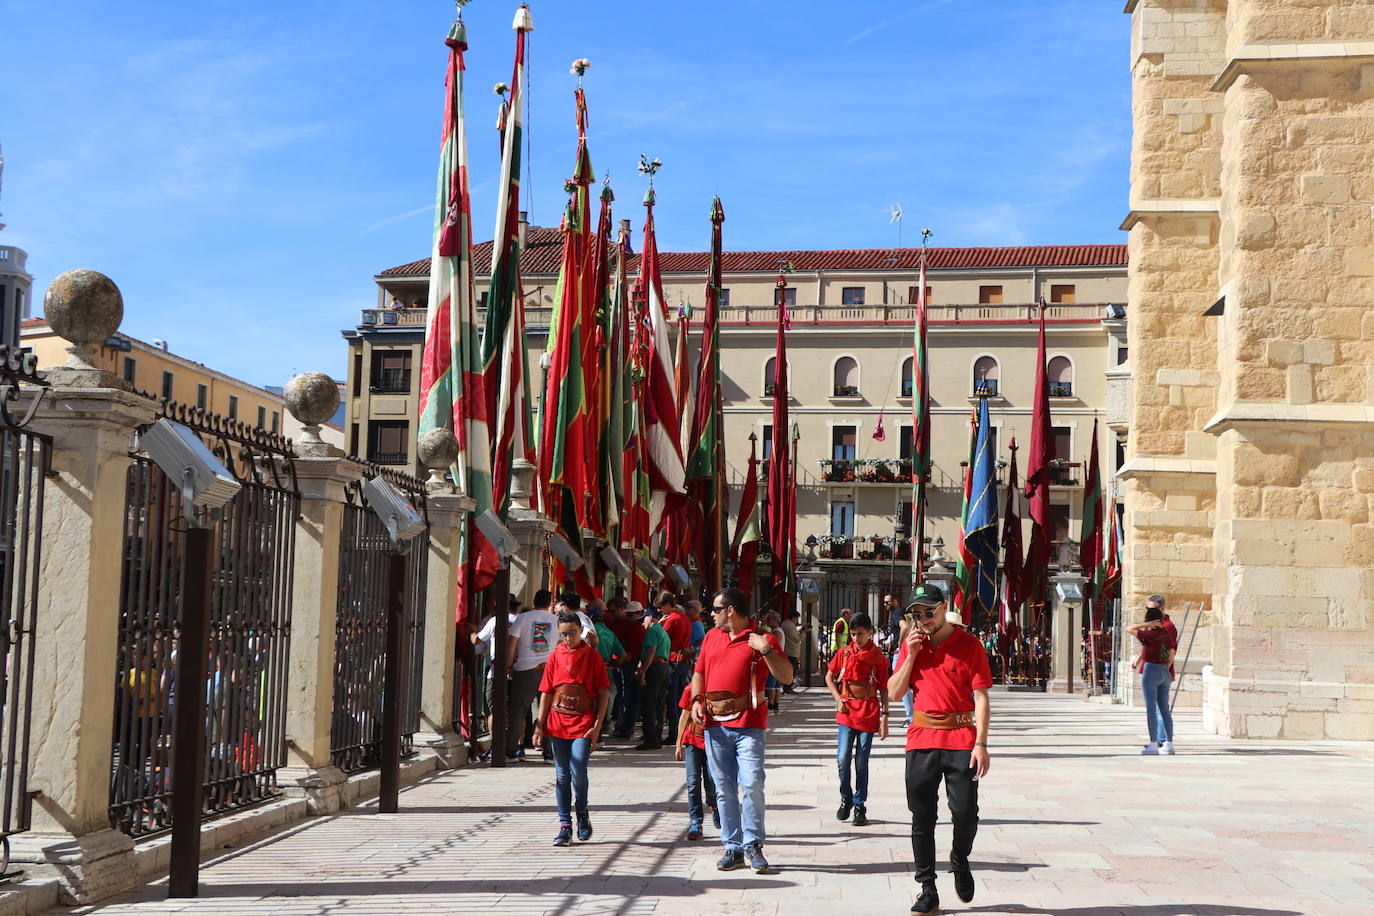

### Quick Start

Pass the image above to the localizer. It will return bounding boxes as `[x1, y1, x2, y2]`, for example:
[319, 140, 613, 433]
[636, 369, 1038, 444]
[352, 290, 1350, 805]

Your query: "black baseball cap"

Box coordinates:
[906, 583, 946, 609]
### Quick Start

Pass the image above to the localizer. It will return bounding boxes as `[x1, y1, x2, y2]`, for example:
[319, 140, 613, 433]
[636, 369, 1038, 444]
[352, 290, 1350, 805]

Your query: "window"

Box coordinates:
[257, 405, 267, 429]
[228, 395, 239, 420]
[764, 357, 778, 397]
[159, 371, 173, 401]
[352, 352, 363, 397]
[780, 287, 796, 307]
[1050, 284, 1076, 304]
[978, 285, 1003, 305]
[368, 420, 410, 464]
[123, 357, 136, 384]
[719, 288, 730, 308]
[196, 384, 208, 409]
[1116, 346, 1128, 366]
[1052, 426, 1073, 484]
[973, 356, 999, 397]
[832, 356, 859, 397]
[899, 426, 914, 461]
[762, 425, 773, 462]
[271, 411, 280, 434]
[841, 287, 865, 306]
[898, 500, 913, 534]
[371, 350, 413, 393]
[832, 425, 856, 461]
[830, 499, 855, 537]
[900, 356, 913, 397]
[1048, 356, 1074, 397]
[350, 422, 360, 455]
[907, 285, 932, 305]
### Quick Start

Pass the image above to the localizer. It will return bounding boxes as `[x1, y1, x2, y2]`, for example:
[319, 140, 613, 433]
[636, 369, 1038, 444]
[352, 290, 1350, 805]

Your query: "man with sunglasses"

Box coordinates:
[888, 583, 992, 915]
[690, 587, 793, 874]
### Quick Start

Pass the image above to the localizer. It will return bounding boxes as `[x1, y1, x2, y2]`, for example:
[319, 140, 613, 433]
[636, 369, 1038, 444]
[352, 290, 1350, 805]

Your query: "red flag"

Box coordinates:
[872, 408, 886, 442]
[999, 439, 1025, 656]
[1023, 300, 1056, 620]
[730, 435, 761, 596]
[766, 273, 794, 599]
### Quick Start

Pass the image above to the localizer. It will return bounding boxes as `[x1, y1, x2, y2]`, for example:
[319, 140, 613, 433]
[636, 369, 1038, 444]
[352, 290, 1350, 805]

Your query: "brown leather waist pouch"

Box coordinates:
[553, 684, 591, 714]
[705, 690, 748, 720]
[842, 682, 879, 700]
[913, 709, 975, 729]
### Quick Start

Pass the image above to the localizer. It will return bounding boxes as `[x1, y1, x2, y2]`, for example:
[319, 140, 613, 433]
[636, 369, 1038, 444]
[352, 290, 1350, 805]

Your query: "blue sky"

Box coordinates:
[1, 0, 1130, 386]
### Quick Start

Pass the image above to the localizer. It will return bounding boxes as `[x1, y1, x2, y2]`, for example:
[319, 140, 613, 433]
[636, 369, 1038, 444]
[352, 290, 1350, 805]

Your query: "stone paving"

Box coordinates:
[72, 687, 1374, 916]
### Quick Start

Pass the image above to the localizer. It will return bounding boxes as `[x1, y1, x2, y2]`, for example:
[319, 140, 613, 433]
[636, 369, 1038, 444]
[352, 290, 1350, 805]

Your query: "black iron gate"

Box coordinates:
[109, 403, 298, 838]
[0, 349, 50, 871]
[330, 469, 428, 774]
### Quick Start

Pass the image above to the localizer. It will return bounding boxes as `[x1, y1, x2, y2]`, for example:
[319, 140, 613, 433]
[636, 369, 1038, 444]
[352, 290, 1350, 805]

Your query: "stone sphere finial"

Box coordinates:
[284, 372, 340, 456]
[417, 427, 460, 494]
[45, 270, 124, 371]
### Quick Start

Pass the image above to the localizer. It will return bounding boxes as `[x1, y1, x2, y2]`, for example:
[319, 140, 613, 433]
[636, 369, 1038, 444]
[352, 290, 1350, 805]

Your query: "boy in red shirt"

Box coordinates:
[535, 611, 611, 847]
[823, 612, 889, 827]
[673, 684, 718, 840]
[888, 584, 992, 914]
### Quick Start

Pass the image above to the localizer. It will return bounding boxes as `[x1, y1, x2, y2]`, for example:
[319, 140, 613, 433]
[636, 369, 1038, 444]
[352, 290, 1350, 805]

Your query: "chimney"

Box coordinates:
[518, 210, 528, 249]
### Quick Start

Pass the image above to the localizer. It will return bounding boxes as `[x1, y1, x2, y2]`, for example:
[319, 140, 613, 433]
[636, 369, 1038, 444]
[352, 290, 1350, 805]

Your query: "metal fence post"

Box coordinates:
[168, 525, 214, 898]
[379, 549, 408, 813]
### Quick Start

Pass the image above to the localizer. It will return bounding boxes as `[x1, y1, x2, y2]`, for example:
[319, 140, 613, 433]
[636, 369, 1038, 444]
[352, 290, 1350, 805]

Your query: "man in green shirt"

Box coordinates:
[637, 607, 672, 750]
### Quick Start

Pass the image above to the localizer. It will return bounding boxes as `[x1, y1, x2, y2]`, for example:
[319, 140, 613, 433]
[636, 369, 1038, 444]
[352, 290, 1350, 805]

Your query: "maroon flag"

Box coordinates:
[729, 435, 761, 596]
[872, 408, 886, 442]
[1023, 300, 1056, 620]
[999, 439, 1025, 656]
[766, 273, 794, 599]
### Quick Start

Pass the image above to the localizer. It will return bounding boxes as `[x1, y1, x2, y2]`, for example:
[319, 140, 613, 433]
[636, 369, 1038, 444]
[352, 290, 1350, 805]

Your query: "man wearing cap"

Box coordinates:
[636, 605, 673, 750]
[691, 586, 793, 874]
[888, 583, 992, 915]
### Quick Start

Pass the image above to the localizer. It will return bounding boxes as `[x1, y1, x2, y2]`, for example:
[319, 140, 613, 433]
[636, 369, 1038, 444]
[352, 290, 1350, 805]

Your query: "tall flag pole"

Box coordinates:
[686, 197, 726, 591]
[632, 156, 687, 537]
[620, 219, 654, 602]
[952, 404, 978, 620]
[662, 301, 693, 570]
[539, 58, 597, 595]
[963, 395, 1000, 630]
[417, 6, 495, 739]
[1079, 418, 1104, 631]
[730, 432, 761, 597]
[999, 438, 1025, 666]
[583, 177, 616, 540]
[766, 271, 794, 607]
[483, 4, 535, 518]
[1023, 299, 1056, 630]
[911, 228, 933, 585]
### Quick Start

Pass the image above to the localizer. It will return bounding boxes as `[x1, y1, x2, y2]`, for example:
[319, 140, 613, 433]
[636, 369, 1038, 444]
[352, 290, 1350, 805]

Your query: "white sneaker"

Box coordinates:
[1161, 741, 1175, 755]
[1141, 742, 1160, 755]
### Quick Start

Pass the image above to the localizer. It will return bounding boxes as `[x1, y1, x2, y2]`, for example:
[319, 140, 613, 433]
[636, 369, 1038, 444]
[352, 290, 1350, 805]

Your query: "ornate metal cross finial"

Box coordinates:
[638, 154, 663, 185]
[571, 58, 591, 85]
[921, 227, 933, 247]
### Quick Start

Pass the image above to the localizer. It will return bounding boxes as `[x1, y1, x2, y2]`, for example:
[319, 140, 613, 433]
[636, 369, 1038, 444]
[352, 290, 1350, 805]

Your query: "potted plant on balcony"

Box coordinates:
[833, 384, 860, 398]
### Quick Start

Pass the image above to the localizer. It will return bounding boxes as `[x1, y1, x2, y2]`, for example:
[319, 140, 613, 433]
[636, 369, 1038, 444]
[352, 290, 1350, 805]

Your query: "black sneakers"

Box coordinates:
[951, 856, 974, 902]
[851, 806, 868, 827]
[911, 884, 939, 914]
[576, 813, 592, 842]
[553, 823, 572, 847]
[745, 842, 770, 874]
[836, 799, 853, 821]
[715, 848, 745, 871]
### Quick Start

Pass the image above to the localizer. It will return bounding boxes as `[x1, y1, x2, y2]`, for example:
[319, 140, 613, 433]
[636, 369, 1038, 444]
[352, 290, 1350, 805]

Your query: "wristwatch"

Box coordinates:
[760, 646, 773, 657]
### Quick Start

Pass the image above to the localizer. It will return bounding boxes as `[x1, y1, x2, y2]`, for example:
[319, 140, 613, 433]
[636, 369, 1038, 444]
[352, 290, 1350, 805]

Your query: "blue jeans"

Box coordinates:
[666, 660, 692, 742]
[902, 689, 914, 720]
[706, 725, 766, 851]
[683, 743, 717, 825]
[837, 724, 875, 807]
[548, 736, 591, 823]
[1141, 662, 1174, 742]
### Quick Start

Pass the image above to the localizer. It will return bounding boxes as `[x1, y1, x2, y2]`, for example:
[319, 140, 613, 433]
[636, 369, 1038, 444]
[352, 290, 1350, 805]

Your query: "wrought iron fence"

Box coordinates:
[109, 402, 299, 838]
[330, 466, 428, 774]
[0, 348, 50, 871]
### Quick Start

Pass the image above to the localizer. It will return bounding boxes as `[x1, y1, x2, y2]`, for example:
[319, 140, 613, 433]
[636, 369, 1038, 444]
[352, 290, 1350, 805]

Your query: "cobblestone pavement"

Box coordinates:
[74, 688, 1374, 916]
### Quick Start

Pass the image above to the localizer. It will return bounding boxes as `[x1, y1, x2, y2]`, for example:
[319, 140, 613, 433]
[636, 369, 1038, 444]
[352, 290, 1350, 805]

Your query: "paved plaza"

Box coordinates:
[73, 688, 1374, 916]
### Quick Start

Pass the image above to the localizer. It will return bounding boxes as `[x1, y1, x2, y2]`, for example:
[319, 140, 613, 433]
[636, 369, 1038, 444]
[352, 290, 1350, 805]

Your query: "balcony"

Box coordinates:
[818, 458, 913, 485]
[900, 380, 913, 397]
[818, 459, 855, 483]
[811, 535, 913, 562]
[715, 302, 1114, 326]
[360, 308, 427, 328]
[1049, 459, 1081, 487]
[817, 536, 854, 560]
[368, 451, 410, 466]
[370, 368, 412, 394]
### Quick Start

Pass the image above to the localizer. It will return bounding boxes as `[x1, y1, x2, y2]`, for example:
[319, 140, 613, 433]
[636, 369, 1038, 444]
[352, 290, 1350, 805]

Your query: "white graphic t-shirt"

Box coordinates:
[510, 608, 560, 671]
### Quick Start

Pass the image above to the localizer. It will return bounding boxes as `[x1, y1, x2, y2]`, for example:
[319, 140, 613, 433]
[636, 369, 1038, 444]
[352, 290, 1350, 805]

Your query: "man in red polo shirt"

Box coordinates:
[888, 583, 992, 915]
[660, 595, 694, 744]
[607, 597, 645, 740]
[690, 587, 792, 875]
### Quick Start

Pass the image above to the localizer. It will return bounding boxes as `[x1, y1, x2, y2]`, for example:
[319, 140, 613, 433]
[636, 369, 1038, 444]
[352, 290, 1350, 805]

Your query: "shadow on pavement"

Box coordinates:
[962, 906, 1301, 916]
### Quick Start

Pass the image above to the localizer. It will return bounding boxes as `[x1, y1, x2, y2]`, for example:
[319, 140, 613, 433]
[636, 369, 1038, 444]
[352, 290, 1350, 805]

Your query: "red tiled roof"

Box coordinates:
[378, 239, 1126, 280]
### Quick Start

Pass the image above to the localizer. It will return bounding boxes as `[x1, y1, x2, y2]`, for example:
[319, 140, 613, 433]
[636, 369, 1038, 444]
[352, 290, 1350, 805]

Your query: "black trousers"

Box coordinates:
[640, 660, 669, 745]
[905, 748, 979, 886]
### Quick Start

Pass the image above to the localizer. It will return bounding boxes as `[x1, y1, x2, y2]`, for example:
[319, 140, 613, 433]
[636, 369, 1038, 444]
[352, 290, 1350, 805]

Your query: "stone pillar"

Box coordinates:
[1048, 571, 1087, 695]
[506, 459, 553, 606]
[924, 560, 955, 601]
[279, 455, 363, 814]
[416, 492, 474, 768]
[797, 569, 826, 685]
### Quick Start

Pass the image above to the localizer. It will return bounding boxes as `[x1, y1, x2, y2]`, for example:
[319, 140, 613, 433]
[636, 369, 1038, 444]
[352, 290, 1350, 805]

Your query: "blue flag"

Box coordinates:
[965, 396, 1001, 627]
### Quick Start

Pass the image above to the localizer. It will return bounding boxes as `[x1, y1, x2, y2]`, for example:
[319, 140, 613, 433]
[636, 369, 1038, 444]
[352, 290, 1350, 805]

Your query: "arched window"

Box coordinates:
[764, 357, 777, 396]
[973, 356, 999, 397]
[1048, 356, 1074, 397]
[900, 356, 914, 397]
[833, 356, 859, 397]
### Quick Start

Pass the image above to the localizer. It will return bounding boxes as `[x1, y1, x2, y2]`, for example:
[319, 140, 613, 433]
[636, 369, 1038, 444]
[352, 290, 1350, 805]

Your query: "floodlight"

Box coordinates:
[1054, 580, 1085, 609]
[669, 564, 690, 587]
[798, 577, 820, 596]
[362, 476, 426, 544]
[599, 545, 629, 577]
[636, 555, 663, 584]
[474, 510, 516, 564]
[141, 419, 241, 525]
[548, 532, 584, 571]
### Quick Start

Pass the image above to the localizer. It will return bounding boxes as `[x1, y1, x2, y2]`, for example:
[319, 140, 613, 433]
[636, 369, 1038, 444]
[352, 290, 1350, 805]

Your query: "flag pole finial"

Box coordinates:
[638, 154, 663, 187]
[920, 227, 933, 247]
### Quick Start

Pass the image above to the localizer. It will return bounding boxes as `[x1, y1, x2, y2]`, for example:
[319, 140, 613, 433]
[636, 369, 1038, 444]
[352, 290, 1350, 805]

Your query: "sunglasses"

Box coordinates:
[711, 604, 728, 613]
[912, 608, 940, 620]
[557, 630, 580, 640]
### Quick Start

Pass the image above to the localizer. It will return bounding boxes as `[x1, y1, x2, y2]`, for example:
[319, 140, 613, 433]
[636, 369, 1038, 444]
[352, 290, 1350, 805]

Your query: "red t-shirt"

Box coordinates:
[538, 642, 610, 740]
[895, 627, 992, 751]
[662, 611, 692, 654]
[608, 616, 644, 665]
[827, 641, 890, 733]
[1135, 625, 1176, 667]
[677, 684, 706, 749]
[694, 625, 783, 730]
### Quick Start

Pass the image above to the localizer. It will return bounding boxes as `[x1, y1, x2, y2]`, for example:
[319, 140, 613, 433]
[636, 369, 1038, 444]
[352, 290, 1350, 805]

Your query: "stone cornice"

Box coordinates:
[1211, 41, 1374, 92]
[1203, 401, 1374, 434]
[1116, 456, 1216, 480]
[1120, 199, 1221, 231]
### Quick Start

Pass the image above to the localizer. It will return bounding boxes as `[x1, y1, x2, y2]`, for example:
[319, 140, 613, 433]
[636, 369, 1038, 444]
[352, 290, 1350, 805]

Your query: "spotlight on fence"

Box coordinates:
[669, 564, 690, 588]
[599, 545, 630, 578]
[636, 554, 664, 584]
[141, 419, 241, 526]
[548, 532, 584, 571]
[362, 475, 426, 546]
[474, 509, 516, 565]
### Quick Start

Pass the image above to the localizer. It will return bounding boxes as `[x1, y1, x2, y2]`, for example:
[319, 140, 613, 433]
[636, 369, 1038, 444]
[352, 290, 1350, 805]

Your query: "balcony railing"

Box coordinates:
[370, 368, 412, 393]
[973, 380, 999, 397]
[818, 458, 912, 484]
[811, 535, 913, 562]
[367, 451, 410, 466]
[818, 458, 855, 482]
[360, 308, 428, 328]
[1049, 459, 1081, 486]
[1048, 381, 1074, 397]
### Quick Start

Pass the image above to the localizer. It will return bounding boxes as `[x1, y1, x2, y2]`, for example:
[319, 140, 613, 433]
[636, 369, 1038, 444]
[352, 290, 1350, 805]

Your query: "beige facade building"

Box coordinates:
[1122, 0, 1374, 739]
[351, 229, 1127, 610]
